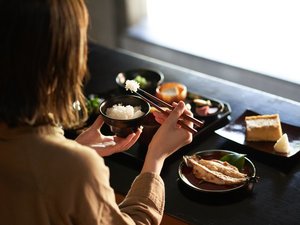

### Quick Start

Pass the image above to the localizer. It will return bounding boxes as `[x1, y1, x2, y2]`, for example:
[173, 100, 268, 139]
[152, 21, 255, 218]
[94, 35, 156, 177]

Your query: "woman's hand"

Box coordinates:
[141, 101, 193, 174]
[75, 116, 142, 157]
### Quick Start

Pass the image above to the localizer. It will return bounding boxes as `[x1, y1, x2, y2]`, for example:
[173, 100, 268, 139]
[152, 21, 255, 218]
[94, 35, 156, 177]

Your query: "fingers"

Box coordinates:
[166, 101, 186, 124]
[170, 102, 193, 129]
[153, 101, 193, 126]
[115, 127, 143, 150]
[90, 115, 104, 130]
[122, 127, 143, 149]
[90, 141, 116, 148]
[95, 127, 143, 157]
[172, 101, 193, 116]
[95, 147, 115, 157]
[153, 111, 166, 124]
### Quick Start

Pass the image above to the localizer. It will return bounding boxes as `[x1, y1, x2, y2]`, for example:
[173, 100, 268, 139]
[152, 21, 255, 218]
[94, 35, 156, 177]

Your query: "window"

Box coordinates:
[127, 0, 300, 85]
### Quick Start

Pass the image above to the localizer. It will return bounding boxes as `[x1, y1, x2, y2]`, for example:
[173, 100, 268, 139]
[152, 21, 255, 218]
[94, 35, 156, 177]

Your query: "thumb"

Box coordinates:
[90, 115, 104, 130]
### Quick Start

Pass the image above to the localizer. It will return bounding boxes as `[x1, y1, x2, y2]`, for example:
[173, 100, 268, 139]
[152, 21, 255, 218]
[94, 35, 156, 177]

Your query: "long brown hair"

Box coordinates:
[0, 0, 89, 129]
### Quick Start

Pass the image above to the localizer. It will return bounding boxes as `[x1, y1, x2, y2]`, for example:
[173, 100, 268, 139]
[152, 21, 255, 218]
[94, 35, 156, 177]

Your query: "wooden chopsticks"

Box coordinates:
[138, 88, 204, 128]
[134, 88, 204, 135]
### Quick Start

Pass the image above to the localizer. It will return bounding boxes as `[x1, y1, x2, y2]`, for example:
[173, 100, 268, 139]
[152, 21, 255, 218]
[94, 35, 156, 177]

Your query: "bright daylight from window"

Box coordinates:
[145, 0, 300, 85]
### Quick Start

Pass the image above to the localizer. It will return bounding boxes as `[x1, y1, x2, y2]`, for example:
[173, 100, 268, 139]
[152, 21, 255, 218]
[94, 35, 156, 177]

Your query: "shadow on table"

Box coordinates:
[177, 179, 256, 206]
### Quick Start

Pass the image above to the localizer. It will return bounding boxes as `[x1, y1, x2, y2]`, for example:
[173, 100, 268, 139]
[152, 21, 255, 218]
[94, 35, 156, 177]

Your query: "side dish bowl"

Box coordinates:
[116, 68, 164, 94]
[190, 97, 225, 121]
[156, 82, 187, 104]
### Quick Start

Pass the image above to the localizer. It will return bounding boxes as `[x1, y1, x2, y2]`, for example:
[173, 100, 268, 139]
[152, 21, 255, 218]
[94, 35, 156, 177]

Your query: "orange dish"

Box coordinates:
[155, 82, 187, 104]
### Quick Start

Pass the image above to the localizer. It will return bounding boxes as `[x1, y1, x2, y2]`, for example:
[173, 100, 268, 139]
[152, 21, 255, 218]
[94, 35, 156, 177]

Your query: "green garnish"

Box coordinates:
[220, 153, 246, 171]
[134, 75, 148, 88]
[86, 95, 102, 115]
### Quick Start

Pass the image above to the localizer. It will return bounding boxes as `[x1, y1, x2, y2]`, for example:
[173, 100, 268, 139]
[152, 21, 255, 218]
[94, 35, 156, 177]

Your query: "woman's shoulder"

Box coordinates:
[42, 134, 107, 175]
[30, 132, 112, 219]
[30, 130, 110, 192]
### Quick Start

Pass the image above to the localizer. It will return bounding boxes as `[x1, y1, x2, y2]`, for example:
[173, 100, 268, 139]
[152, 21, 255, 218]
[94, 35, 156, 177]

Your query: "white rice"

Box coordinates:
[125, 80, 140, 92]
[106, 104, 144, 120]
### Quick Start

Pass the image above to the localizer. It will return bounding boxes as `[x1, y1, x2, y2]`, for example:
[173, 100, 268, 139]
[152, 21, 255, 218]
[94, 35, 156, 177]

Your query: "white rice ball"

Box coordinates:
[125, 80, 140, 92]
[106, 104, 144, 119]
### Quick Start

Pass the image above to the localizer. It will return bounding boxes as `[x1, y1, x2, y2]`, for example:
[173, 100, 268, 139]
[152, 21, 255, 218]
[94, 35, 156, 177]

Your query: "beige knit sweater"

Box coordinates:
[0, 124, 165, 225]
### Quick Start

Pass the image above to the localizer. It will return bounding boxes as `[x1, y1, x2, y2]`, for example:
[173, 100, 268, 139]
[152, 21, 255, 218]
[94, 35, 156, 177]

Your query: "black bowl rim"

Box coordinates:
[115, 68, 165, 88]
[99, 95, 150, 121]
[192, 98, 225, 118]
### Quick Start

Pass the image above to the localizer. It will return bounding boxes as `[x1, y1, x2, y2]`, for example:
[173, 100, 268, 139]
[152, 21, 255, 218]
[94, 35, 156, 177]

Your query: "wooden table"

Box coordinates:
[86, 42, 300, 225]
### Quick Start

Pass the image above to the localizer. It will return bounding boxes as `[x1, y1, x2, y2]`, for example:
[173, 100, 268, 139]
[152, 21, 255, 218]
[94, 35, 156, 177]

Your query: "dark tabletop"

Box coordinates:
[86, 42, 300, 225]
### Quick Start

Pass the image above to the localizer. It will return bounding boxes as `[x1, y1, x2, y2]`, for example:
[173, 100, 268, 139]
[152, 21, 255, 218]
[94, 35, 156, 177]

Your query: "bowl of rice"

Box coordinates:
[99, 95, 150, 137]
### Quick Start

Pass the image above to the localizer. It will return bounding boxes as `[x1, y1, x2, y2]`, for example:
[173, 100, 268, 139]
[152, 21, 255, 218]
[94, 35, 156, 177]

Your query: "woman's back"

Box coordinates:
[0, 124, 109, 224]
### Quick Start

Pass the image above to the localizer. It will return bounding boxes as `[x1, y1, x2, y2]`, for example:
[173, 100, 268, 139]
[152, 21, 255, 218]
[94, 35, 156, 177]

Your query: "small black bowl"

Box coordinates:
[191, 98, 225, 121]
[99, 95, 150, 137]
[116, 69, 164, 94]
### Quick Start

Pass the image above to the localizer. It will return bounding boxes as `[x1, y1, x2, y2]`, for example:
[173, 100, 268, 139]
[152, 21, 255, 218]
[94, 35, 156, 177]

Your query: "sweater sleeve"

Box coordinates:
[80, 158, 165, 225]
[46, 141, 165, 225]
[118, 173, 165, 225]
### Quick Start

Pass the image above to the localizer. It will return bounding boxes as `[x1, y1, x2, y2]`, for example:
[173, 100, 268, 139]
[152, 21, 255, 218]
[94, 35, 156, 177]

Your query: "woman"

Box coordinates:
[0, 0, 193, 224]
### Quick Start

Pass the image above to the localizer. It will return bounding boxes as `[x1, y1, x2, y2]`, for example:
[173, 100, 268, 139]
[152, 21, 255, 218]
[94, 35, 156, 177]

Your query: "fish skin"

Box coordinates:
[183, 155, 248, 185]
[198, 159, 247, 178]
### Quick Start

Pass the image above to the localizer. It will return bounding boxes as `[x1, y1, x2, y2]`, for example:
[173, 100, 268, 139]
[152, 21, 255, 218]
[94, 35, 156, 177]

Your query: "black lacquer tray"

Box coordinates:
[215, 109, 300, 158]
[65, 89, 232, 162]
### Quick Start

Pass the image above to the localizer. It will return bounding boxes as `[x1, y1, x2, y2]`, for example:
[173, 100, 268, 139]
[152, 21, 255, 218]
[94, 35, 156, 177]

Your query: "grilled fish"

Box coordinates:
[183, 155, 248, 185]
